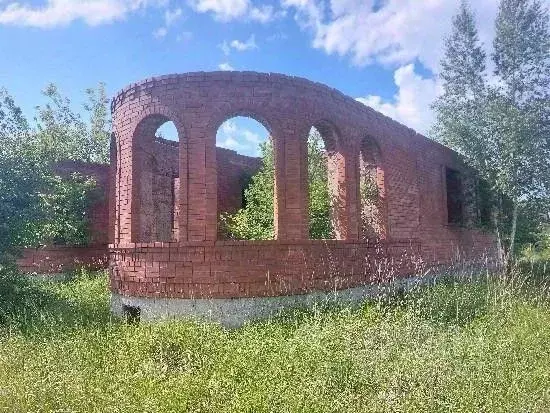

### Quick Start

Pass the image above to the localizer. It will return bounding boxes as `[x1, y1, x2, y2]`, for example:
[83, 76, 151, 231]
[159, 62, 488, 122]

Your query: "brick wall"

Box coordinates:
[107, 71, 497, 299]
[17, 145, 261, 273]
[110, 239, 424, 299]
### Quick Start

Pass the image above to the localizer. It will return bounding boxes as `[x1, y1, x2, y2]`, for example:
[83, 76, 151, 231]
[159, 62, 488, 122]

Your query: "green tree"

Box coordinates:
[432, 0, 550, 264]
[307, 128, 333, 239]
[220, 129, 333, 240]
[0, 87, 101, 266]
[489, 0, 550, 259]
[35, 83, 110, 163]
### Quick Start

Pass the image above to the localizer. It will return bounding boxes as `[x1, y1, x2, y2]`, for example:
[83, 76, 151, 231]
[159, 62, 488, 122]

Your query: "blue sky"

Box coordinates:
[0, 0, 518, 157]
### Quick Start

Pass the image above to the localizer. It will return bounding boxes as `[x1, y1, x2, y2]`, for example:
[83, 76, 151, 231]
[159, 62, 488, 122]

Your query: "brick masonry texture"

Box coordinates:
[17, 146, 260, 273]
[107, 71, 497, 300]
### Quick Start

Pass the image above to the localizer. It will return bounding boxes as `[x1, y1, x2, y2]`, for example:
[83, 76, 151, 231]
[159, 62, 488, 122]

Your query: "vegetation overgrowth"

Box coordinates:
[1, 261, 549, 412]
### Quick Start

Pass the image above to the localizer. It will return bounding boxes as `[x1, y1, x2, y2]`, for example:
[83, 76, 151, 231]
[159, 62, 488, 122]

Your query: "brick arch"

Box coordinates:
[207, 106, 276, 140]
[207, 106, 284, 240]
[305, 118, 357, 240]
[129, 107, 188, 243]
[358, 135, 388, 240]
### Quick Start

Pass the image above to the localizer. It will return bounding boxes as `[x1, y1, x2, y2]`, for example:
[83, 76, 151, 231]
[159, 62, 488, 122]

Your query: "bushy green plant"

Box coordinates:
[220, 129, 333, 240]
[0, 85, 109, 263]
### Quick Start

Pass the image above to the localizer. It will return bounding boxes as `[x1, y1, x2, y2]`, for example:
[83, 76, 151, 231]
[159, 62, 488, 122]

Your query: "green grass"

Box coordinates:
[1, 264, 550, 412]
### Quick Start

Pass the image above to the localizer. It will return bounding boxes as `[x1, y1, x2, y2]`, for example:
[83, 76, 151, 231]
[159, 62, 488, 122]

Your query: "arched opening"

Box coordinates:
[359, 136, 386, 239]
[307, 126, 333, 239]
[307, 121, 347, 240]
[132, 116, 181, 243]
[215, 116, 271, 240]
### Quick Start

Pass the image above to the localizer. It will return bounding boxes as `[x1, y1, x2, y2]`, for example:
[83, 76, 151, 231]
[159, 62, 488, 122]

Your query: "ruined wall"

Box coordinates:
[108, 71, 497, 301]
[216, 147, 262, 215]
[17, 161, 110, 274]
[18, 147, 261, 273]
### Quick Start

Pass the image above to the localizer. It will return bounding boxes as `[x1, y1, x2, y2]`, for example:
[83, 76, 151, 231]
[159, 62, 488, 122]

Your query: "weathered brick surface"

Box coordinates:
[109, 240, 425, 299]
[17, 245, 109, 274]
[17, 145, 261, 273]
[35, 71, 495, 292]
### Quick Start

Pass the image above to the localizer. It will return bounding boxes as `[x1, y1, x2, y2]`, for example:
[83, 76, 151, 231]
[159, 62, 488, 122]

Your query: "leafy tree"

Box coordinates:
[35, 83, 110, 163]
[307, 128, 333, 239]
[0, 86, 104, 265]
[432, 0, 487, 151]
[220, 128, 333, 240]
[489, 0, 550, 259]
[432, 0, 550, 264]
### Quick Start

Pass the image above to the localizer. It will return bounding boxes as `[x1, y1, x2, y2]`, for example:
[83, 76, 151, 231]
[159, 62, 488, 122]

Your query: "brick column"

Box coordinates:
[274, 123, 308, 240]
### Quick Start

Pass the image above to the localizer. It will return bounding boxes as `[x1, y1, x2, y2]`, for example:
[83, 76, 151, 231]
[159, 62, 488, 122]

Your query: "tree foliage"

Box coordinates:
[432, 0, 550, 260]
[35, 83, 110, 164]
[220, 128, 333, 240]
[0, 84, 110, 265]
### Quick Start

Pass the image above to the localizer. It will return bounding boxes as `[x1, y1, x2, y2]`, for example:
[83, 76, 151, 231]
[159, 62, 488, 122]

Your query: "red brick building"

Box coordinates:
[19, 71, 496, 325]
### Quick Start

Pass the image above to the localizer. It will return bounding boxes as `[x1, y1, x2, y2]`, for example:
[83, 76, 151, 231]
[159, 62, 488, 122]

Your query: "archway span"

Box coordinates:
[215, 115, 272, 240]
[359, 135, 387, 240]
[307, 120, 346, 240]
[130, 113, 185, 243]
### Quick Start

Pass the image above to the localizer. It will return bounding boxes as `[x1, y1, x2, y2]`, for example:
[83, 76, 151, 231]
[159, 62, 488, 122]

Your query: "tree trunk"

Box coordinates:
[491, 203, 504, 267]
[506, 200, 519, 272]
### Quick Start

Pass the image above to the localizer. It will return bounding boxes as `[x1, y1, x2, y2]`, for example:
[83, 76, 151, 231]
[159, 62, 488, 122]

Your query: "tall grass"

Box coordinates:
[0, 263, 549, 412]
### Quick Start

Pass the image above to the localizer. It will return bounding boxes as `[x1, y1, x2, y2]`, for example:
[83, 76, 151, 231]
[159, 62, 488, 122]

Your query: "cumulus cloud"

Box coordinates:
[217, 118, 267, 156]
[282, 0, 499, 72]
[218, 62, 235, 71]
[356, 64, 442, 134]
[220, 34, 258, 56]
[187, 0, 275, 22]
[0, 0, 166, 28]
[281, 0, 504, 134]
[230, 34, 257, 51]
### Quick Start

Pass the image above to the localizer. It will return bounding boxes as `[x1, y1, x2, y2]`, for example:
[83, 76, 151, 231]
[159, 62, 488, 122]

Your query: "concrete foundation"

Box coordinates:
[111, 271, 452, 328]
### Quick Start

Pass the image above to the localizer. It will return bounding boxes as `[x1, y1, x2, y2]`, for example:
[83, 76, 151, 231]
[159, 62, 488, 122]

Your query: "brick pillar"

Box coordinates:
[109, 133, 117, 244]
[186, 126, 217, 242]
[342, 146, 361, 240]
[274, 123, 308, 240]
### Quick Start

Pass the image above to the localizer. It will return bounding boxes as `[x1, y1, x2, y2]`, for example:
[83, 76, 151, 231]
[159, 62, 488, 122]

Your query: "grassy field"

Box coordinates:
[1, 263, 550, 412]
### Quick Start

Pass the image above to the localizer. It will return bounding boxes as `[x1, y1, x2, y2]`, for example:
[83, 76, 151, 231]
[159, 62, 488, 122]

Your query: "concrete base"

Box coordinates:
[111, 272, 456, 328]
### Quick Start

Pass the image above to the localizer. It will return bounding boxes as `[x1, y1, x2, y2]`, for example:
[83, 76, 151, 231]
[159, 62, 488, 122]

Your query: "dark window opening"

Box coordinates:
[446, 168, 464, 225]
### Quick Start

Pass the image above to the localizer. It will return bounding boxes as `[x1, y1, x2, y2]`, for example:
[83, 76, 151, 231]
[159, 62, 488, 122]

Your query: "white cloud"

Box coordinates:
[0, 0, 166, 28]
[220, 34, 258, 56]
[218, 62, 235, 71]
[230, 34, 257, 51]
[177, 31, 193, 42]
[153, 6, 183, 39]
[219, 136, 241, 150]
[153, 26, 168, 38]
[187, 0, 276, 22]
[281, 0, 506, 134]
[242, 129, 261, 144]
[221, 119, 238, 134]
[220, 40, 231, 55]
[164, 7, 182, 26]
[356, 64, 442, 134]
[217, 119, 267, 156]
[282, 0, 500, 73]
